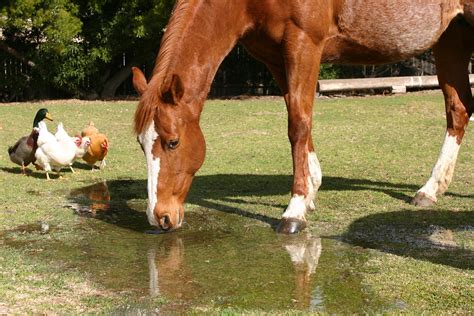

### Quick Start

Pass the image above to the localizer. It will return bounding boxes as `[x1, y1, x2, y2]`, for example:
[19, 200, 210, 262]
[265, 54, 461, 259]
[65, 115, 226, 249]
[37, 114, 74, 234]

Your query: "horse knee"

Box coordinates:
[448, 104, 471, 133]
[288, 119, 311, 144]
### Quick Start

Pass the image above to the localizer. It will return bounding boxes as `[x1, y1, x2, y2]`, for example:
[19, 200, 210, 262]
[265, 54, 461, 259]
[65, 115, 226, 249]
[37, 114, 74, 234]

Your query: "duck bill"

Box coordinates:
[45, 113, 53, 121]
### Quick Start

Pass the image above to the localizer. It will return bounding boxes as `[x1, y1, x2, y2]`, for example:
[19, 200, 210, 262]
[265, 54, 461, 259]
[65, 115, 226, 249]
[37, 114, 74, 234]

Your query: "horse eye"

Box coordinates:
[168, 139, 179, 150]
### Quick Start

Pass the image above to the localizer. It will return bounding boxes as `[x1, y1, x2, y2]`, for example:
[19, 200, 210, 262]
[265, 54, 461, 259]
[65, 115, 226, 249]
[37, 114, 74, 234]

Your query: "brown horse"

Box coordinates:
[132, 0, 474, 233]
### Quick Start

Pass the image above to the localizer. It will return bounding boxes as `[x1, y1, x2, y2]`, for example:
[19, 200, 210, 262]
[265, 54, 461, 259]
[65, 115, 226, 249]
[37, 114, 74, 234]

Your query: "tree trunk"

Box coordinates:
[100, 63, 138, 99]
[0, 41, 37, 69]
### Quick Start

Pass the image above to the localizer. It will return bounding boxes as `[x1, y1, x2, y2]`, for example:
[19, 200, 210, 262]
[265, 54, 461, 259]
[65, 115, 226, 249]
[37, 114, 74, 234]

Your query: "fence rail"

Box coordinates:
[318, 75, 474, 94]
[1, 48, 473, 101]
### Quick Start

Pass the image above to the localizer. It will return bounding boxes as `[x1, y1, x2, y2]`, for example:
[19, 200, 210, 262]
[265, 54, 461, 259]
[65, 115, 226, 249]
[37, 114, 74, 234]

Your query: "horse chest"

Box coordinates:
[326, 0, 462, 62]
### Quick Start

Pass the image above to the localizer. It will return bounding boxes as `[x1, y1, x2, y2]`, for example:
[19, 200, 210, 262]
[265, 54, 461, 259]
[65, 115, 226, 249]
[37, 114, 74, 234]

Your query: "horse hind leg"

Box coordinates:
[412, 21, 473, 206]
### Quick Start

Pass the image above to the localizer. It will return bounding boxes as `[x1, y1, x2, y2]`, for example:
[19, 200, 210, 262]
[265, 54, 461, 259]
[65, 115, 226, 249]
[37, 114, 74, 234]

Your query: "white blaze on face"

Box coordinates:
[283, 152, 323, 219]
[417, 133, 461, 200]
[139, 123, 160, 226]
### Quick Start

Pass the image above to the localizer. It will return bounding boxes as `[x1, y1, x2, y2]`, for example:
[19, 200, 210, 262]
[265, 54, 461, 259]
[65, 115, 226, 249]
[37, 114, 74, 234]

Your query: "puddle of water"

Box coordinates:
[2, 182, 389, 313]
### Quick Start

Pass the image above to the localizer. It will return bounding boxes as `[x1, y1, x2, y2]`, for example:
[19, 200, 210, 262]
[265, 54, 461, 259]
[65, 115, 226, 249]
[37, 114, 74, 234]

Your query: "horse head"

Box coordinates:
[132, 67, 206, 231]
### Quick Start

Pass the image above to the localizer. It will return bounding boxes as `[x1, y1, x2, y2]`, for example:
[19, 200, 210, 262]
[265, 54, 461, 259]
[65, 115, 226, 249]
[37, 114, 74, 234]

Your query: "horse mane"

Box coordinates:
[134, 0, 194, 135]
[134, 92, 160, 135]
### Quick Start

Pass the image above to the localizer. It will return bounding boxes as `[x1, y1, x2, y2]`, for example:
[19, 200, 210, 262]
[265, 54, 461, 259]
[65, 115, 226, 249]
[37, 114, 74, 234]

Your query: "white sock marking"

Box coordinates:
[283, 152, 323, 219]
[307, 152, 322, 210]
[417, 133, 460, 200]
[283, 195, 307, 219]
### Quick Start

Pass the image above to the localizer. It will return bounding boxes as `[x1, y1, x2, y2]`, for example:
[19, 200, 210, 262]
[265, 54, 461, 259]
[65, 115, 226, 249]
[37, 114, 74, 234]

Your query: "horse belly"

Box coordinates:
[324, 0, 462, 64]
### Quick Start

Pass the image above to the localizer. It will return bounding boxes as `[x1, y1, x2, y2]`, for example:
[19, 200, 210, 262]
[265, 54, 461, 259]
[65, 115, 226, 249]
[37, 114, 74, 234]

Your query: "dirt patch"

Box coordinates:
[0, 303, 10, 314]
[426, 225, 457, 249]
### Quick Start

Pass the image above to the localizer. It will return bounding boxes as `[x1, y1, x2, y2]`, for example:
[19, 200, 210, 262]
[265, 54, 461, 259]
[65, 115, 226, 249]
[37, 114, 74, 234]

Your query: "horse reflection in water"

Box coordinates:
[146, 234, 322, 308]
[147, 236, 194, 299]
[285, 236, 322, 309]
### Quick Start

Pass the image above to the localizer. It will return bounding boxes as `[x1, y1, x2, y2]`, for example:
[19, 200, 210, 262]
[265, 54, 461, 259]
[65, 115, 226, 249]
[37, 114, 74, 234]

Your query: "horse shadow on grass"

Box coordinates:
[67, 174, 420, 230]
[67, 174, 472, 269]
[343, 209, 474, 270]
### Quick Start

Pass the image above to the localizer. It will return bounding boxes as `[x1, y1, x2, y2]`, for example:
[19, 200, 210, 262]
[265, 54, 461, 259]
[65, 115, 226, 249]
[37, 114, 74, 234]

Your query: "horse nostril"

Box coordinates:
[160, 215, 171, 231]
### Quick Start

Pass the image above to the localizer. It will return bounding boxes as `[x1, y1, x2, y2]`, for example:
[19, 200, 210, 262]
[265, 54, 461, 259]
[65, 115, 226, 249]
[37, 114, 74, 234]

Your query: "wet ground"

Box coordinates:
[2, 181, 472, 313]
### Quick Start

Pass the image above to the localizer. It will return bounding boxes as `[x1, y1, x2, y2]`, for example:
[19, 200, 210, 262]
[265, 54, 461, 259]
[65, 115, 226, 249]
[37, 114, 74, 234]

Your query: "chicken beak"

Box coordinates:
[45, 113, 53, 121]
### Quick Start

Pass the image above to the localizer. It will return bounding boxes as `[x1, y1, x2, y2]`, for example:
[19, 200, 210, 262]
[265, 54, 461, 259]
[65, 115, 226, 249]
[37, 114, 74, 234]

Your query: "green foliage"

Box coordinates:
[78, 0, 173, 60]
[52, 44, 90, 91]
[0, 1, 449, 100]
[2, 0, 81, 55]
[1, 0, 84, 97]
[319, 64, 342, 80]
[1, 0, 174, 99]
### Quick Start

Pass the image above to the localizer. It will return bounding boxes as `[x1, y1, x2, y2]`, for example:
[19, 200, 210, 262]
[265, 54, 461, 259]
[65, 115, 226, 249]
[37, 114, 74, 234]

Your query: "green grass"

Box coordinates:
[0, 92, 473, 314]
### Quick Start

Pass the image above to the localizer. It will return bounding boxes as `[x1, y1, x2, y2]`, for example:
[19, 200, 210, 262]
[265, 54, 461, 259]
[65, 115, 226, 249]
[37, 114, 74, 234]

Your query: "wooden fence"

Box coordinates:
[1, 48, 473, 101]
[318, 75, 474, 94]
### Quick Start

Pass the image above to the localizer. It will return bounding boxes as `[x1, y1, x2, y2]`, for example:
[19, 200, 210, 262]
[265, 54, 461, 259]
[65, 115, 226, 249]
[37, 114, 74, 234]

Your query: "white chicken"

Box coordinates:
[54, 124, 91, 165]
[35, 122, 90, 180]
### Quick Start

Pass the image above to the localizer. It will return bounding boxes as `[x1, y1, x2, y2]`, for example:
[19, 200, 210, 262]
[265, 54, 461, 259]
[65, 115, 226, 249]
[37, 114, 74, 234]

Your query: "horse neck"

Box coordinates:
[152, 0, 251, 111]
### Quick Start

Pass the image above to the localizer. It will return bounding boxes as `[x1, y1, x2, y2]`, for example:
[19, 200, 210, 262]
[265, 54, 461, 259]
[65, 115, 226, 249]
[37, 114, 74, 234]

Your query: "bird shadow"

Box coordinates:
[0, 166, 48, 179]
[1, 160, 93, 178]
[0, 167, 24, 175]
[71, 161, 94, 171]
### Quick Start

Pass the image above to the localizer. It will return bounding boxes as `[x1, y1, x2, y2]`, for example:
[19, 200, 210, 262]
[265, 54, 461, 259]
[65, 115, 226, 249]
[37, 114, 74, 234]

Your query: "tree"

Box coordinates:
[74, 0, 174, 98]
[1, 0, 83, 100]
[1, 0, 174, 100]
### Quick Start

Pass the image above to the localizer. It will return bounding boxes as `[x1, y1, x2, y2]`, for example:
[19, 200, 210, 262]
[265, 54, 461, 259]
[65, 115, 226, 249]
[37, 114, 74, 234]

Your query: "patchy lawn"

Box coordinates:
[0, 92, 472, 314]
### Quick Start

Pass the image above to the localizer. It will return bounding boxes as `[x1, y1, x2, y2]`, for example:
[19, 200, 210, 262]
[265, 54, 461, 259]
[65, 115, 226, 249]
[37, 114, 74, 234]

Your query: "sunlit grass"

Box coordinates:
[0, 91, 472, 313]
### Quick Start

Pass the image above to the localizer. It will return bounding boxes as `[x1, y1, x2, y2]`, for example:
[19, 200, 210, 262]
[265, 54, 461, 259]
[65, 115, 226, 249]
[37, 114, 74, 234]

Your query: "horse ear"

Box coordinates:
[132, 67, 147, 96]
[160, 74, 184, 105]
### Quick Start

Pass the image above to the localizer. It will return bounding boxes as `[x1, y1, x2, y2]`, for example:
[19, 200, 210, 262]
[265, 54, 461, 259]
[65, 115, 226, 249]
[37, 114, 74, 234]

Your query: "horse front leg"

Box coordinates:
[275, 28, 324, 234]
[412, 24, 473, 206]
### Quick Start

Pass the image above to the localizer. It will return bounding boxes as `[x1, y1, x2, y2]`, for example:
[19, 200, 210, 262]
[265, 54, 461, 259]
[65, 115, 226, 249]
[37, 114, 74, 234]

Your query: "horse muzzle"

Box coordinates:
[154, 204, 184, 232]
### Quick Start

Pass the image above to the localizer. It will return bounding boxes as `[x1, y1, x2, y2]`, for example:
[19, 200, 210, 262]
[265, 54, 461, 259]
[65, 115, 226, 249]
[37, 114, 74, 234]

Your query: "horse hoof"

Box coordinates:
[411, 192, 436, 207]
[276, 218, 307, 234]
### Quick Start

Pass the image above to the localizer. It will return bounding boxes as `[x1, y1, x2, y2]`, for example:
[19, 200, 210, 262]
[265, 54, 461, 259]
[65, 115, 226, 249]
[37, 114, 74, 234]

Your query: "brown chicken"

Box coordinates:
[81, 121, 99, 137]
[81, 121, 109, 170]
